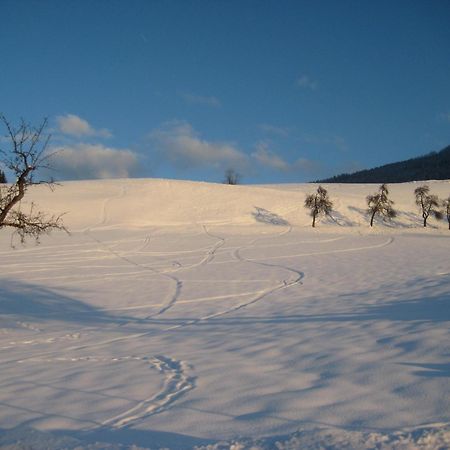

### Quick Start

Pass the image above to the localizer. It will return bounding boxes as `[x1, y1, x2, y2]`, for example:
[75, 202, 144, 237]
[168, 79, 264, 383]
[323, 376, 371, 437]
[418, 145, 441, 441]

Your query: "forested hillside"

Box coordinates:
[318, 145, 450, 183]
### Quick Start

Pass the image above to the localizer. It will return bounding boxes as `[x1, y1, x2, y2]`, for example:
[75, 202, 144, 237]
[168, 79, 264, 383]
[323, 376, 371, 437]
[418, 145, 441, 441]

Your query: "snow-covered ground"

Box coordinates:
[0, 179, 449, 449]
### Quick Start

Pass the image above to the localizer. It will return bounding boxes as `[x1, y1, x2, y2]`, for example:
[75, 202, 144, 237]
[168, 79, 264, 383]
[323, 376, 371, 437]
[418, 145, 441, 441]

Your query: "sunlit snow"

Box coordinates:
[0, 179, 449, 449]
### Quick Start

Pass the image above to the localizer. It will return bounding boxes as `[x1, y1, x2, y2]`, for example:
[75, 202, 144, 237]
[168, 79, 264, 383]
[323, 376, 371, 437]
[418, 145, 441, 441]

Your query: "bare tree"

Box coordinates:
[414, 185, 443, 227]
[304, 185, 333, 228]
[366, 184, 396, 227]
[223, 168, 241, 185]
[443, 196, 450, 230]
[0, 114, 66, 244]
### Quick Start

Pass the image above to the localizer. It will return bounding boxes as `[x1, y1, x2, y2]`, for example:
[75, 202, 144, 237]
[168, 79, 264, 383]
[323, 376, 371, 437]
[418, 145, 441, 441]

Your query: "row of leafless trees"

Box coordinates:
[305, 184, 450, 229]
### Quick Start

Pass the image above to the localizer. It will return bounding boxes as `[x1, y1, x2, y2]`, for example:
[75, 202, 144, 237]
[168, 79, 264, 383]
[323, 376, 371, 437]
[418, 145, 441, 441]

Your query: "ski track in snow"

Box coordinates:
[17, 354, 195, 430]
[146, 224, 226, 318]
[0, 224, 228, 352]
[0, 333, 81, 350]
[1, 231, 395, 345]
[1, 212, 399, 431]
[0, 231, 396, 350]
[99, 185, 127, 228]
[83, 222, 227, 321]
[164, 224, 305, 328]
[98, 355, 195, 429]
[83, 231, 183, 320]
[2, 180, 450, 448]
[200, 225, 303, 317]
[246, 235, 395, 261]
[0, 223, 225, 428]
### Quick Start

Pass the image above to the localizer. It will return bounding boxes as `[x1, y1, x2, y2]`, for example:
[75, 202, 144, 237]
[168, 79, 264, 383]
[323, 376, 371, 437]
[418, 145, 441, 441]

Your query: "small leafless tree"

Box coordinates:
[366, 184, 396, 227]
[414, 185, 443, 227]
[0, 114, 66, 244]
[442, 196, 450, 230]
[304, 185, 333, 228]
[224, 168, 241, 185]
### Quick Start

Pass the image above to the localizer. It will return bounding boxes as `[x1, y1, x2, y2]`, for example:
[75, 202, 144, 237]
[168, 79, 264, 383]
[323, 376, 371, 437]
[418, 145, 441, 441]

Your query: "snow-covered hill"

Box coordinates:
[27, 178, 450, 230]
[0, 179, 449, 449]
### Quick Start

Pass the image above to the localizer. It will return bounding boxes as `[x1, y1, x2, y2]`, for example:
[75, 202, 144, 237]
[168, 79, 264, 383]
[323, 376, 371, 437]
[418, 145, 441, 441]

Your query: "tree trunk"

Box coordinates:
[0, 168, 31, 225]
[370, 210, 376, 227]
[312, 197, 318, 227]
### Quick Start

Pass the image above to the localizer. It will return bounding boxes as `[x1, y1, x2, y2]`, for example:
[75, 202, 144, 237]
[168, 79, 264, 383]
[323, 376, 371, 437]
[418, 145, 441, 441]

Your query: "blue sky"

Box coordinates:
[1, 0, 450, 183]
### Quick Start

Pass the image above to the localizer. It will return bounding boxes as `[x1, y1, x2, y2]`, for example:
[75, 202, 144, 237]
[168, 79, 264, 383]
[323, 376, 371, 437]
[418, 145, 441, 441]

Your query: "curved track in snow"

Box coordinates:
[17, 353, 195, 430]
[0, 214, 398, 432]
[99, 355, 195, 429]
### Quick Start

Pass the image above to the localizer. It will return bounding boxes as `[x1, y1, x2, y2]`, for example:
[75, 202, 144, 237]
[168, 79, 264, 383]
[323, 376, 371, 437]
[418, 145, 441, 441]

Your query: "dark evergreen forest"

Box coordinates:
[317, 145, 450, 183]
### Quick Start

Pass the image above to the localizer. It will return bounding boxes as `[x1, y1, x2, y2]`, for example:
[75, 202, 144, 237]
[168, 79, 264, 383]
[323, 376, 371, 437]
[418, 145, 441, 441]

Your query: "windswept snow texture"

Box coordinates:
[0, 179, 449, 449]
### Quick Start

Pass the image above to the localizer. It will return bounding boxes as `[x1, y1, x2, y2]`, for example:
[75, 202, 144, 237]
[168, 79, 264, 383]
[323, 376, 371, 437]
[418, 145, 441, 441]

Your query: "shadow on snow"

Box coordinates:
[0, 425, 212, 450]
[252, 207, 289, 226]
[0, 280, 133, 326]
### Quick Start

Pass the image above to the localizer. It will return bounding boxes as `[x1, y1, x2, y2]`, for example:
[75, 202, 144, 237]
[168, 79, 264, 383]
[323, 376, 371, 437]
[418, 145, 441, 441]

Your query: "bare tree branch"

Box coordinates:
[0, 114, 67, 245]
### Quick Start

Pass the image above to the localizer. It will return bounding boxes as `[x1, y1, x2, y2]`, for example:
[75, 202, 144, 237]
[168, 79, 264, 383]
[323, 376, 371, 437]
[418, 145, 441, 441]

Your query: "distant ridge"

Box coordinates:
[316, 144, 450, 183]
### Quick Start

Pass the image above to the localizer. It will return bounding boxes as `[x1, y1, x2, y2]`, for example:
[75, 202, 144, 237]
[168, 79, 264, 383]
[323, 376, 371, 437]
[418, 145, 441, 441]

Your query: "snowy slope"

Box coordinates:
[0, 179, 449, 449]
[24, 178, 450, 230]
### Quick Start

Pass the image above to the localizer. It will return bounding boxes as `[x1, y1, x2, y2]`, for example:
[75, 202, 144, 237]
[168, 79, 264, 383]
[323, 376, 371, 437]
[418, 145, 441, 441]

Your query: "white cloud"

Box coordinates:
[181, 93, 221, 108]
[251, 141, 318, 174]
[56, 114, 112, 138]
[150, 121, 247, 170]
[49, 143, 139, 180]
[251, 142, 290, 171]
[150, 121, 320, 177]
[296, 75, 318, 90]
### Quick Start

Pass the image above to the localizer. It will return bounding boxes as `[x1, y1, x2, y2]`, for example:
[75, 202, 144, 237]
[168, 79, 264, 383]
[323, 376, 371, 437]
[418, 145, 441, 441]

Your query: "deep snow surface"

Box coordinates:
[0, 179, 449, 449]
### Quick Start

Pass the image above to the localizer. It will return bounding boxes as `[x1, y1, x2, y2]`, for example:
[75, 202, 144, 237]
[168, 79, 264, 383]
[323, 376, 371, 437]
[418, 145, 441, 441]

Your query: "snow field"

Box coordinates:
[0, 179, 449, 449]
